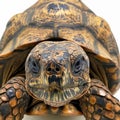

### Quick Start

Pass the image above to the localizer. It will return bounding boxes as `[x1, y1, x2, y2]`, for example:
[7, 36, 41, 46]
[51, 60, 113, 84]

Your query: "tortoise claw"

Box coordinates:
[0, 76, 30, 120]
[80, 79, 120, 120]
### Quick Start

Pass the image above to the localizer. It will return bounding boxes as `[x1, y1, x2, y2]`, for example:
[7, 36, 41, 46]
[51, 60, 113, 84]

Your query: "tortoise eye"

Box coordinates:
[72, 56, 85, 74]
[28, 57, 40, 74]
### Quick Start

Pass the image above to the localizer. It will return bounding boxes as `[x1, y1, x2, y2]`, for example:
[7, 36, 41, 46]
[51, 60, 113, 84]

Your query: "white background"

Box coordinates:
[0, 0, 120, 120]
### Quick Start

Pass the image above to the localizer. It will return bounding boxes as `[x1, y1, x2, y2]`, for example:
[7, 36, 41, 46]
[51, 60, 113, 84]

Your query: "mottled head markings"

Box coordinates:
[25, 41, 90, 107]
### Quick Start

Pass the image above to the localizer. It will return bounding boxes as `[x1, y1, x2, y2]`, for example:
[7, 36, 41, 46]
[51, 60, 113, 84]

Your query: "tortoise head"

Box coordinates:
[25, 41, 90, 107]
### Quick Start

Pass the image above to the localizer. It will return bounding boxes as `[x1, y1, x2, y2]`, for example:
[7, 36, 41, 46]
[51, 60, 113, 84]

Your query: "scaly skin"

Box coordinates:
[0, 77, 120, 120]
[0, 76, 30, 120]
[80, 79, 120, 120]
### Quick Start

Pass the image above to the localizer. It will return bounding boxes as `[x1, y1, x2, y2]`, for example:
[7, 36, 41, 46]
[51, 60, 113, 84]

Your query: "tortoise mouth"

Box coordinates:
[26, 76, 90, 107]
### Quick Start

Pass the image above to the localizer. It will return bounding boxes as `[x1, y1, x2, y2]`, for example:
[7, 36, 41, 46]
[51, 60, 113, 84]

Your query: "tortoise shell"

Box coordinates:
[0, 0, 119, 95]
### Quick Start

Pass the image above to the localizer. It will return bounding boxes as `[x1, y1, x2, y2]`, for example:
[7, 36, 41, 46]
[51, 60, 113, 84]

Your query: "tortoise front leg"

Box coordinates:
[0, 76, 30, 120]
[80, 79, 120, 120]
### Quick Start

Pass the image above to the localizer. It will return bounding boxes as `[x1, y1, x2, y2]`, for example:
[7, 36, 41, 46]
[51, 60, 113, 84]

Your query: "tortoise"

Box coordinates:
[0, 0, 120, 120]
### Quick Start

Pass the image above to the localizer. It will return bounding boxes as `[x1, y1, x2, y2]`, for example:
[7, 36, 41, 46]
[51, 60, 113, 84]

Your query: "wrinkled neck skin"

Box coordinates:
[25, 41, 91, 107]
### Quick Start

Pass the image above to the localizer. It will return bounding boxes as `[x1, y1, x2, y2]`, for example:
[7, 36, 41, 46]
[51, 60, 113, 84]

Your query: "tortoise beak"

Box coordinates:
[48, 75, 62, 91]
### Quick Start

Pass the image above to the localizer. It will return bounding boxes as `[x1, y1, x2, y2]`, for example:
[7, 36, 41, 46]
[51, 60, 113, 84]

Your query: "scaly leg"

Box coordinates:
[0, 76, 30, 120]
[80, 79, 120, 120]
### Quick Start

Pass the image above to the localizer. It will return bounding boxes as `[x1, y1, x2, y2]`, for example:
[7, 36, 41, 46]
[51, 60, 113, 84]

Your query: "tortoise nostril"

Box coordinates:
[56, 67, 60, 72]
[46, 61, 61, 74]
[47, 67, 52, 72]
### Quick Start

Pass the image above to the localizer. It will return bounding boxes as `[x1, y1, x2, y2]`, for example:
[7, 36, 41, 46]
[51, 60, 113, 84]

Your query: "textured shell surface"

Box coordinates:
[0, 0, 119, 119]
[0, 0, 119, 94]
